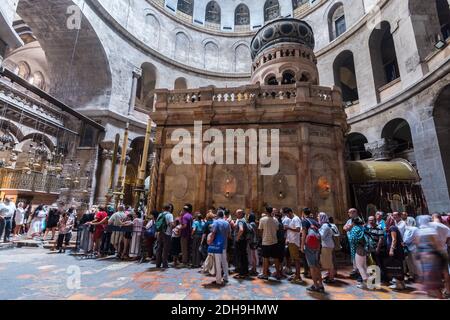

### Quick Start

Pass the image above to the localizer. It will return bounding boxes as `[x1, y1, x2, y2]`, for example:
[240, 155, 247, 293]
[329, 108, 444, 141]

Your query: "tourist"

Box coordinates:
[0, 197, 16, 242]
[13, 202, 25, 237]
[430, 213, 450, 297]
[27, 205, 46, 239]
[56, 210, 75, 253]
[365, 216, 385, 280]
[234, 209, 249, 279]
[142, 210, 158, 262]
[403, 216, 419, 282]
[258, 206, 282, 281]
[348, 217, 370, 289]
[416, 215, 446, 299]
[300, 208, 312, 278]
[155, 204, 174, 269]
[302, 211, 324, 292]
[200, 210, 216, 274]
[180, 204, 193, 267]
[393, 212, 406, 238]
[344, 208, 360, 278]
[171, 219, 182, 268]
[108, 205, 127, 256]
[247, 213, 259, 277]
[207, 209, 230, 286]
[385, 215, 406, 291]
[285, 208, 304, 284]
[88, 206, 108, 255]
[43, 204, 60, 241]
[191, 213, 205, 268]
[275, 210, 286, 278]
[376, 211, 386, 231]
[281, 208, 292, 275]
[318, 212, 336, 284]
[328, 216, 341, 272]
[129, 210, 144, 259]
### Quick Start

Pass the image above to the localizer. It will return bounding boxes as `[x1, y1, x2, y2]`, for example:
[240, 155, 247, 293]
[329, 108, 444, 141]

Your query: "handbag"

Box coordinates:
[208, 232, 224, 254]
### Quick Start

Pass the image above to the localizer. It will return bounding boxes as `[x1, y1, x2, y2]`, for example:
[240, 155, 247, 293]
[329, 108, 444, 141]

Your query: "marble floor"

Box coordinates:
[0, 247, 434, 300]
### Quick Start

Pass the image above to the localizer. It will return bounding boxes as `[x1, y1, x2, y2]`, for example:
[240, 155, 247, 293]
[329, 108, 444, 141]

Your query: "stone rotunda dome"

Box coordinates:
[250, 18, 315, 60]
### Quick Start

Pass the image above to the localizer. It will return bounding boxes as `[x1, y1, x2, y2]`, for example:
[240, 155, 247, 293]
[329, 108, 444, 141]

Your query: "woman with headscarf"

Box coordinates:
[403, 217, 419, 282]
[318, 212, 336, 284]
[385, 215, 406, 290]
[416, 215, 445, 299]
[348, 217, 369, 289]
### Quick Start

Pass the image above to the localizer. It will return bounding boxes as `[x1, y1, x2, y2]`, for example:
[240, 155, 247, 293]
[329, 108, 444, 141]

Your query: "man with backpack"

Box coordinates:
[234, 209, 249, 279]
[155, 203, 174, 269]
[301, 210, 324, 293]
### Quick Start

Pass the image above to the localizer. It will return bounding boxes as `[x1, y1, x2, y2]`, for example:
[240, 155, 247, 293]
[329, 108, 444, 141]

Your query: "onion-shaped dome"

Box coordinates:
[250, 18, 315, 60]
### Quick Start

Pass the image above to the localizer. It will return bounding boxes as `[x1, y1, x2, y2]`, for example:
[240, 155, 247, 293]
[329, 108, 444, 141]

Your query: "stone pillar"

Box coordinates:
[96, 146, 114, 206]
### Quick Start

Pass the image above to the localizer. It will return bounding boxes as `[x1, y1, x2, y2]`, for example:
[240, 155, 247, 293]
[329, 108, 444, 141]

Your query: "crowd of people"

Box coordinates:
[1, 196, 449, 299]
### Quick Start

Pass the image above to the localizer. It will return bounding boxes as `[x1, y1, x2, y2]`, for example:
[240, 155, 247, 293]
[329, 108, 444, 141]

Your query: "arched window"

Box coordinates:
[266, 75, 278, 85]
[282, 71, 296, 84]
[234, 44, 251, 73]
[174, 77, 187, 89]
[136, 63, 157, 108]
[145, 13, 160, 48]
[235, 4, 250, 26]
[174, 32, 190, 62]
[30, 71, 45, 89]
[204, 41, 219, 70]
[292, 0, 308, 10]
[369, 21, 400, 90]
[17, 61, 30, 80]
[177, 0, 194, 16]
[328, 3, 346, 41]
[333, 50, 359, 104]
[436, 0, 450, 40]
[264, 0, 280, 23]
[205, 1, 221, 24]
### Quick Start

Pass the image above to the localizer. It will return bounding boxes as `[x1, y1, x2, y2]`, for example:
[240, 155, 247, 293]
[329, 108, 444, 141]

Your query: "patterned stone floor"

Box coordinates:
[0, 247, 433, 300]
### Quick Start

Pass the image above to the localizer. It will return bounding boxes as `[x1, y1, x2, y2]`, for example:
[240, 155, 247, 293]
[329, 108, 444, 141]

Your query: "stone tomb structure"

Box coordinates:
[150, 19, 349, 222]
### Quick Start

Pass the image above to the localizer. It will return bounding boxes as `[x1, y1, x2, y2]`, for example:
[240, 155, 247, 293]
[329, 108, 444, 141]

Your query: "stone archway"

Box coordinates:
[16, 0, 112, 109]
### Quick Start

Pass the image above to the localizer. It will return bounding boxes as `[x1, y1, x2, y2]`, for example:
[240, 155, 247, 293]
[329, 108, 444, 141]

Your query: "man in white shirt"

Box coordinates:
[281, 208, 292, 275]
[393, 212, 406, 238]
[285, 208, 304, 284]
[0, 197, 16, 242]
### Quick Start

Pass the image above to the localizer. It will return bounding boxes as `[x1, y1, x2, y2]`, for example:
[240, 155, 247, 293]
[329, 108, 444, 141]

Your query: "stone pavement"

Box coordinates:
[0, 247, 433, 300]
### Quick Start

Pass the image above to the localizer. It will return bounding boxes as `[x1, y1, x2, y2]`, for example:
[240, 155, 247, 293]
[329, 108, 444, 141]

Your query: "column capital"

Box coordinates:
[133, 67, 142, 78]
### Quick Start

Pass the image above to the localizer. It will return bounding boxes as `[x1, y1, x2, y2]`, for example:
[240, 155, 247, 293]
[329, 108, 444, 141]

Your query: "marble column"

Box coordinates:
[96, 147, 114, 206]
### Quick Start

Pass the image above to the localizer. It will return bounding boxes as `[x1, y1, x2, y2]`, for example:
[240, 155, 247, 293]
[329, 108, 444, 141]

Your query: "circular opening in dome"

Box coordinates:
[280, 23, 294, 35]
[263, 27, 275, 40]
[299, 25, 309, 36]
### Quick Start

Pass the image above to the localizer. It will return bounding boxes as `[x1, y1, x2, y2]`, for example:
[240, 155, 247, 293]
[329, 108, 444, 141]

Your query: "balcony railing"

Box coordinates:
[154, 83, 340, 110]
[0, 169, 91, 194]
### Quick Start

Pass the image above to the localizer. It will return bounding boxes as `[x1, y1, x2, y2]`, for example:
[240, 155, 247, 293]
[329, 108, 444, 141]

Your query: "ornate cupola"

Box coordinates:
[250, 18, 319, 86]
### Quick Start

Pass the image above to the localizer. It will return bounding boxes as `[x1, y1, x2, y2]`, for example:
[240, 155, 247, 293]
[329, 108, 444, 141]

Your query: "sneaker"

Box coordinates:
[257, 274, 269, 280]
[306, 285, 320, 292]
[357, 282, 367, 289]
[389, 283, 406, 291]
[323, 278, 336, 284]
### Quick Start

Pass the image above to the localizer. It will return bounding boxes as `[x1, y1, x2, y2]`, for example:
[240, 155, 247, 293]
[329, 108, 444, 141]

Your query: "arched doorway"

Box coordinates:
[345, 133, 371, 161]
[381, 118, 414, 162]
[333, 50, 359, 104]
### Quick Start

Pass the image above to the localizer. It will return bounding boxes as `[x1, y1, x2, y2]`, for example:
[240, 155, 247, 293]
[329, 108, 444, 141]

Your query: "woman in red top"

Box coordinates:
[88, 206, 108, 255]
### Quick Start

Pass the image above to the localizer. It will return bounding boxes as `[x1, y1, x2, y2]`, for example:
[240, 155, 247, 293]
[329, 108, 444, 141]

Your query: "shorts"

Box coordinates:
[288, 243, 300, 261]
[305, 247, 320, 268]
[320, 247, 334, 269]
[262, 244, 279, 259]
